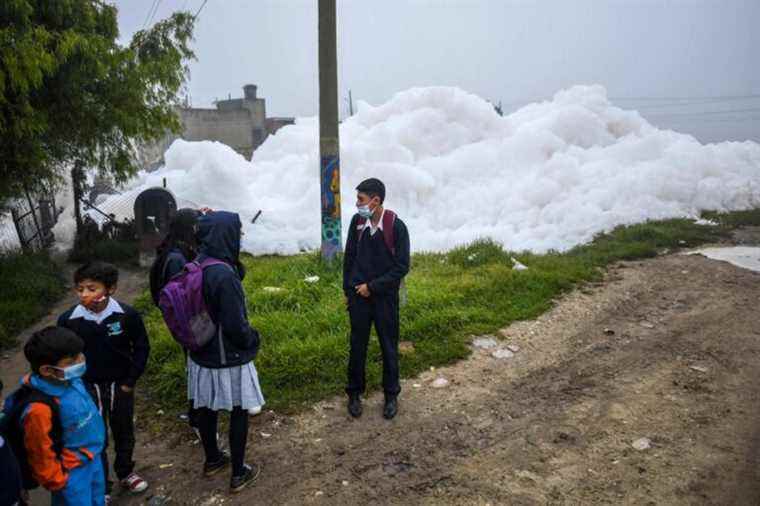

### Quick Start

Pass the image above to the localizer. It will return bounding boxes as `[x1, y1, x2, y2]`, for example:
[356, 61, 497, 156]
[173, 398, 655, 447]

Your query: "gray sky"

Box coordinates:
[113, 0, 760, 143]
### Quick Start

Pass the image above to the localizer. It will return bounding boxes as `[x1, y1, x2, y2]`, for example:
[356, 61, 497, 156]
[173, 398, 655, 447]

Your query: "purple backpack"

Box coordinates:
[158, 258, 226, 351]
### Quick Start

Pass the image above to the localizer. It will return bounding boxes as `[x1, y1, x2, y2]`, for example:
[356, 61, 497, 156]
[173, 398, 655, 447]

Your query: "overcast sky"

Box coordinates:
[112, 0, 760, 143]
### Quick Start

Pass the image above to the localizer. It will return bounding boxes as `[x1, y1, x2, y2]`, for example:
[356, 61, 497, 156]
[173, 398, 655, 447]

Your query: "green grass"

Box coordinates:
[0, 251, 65, 349]
[138, 211, 757, 414]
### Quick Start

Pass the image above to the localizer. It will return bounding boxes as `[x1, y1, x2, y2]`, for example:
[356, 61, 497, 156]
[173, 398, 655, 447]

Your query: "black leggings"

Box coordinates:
[196, 406, 249, 476]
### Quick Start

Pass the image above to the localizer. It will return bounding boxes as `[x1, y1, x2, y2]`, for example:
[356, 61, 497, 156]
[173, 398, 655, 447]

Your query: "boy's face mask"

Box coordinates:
[51, 361, 87, 381]
[357, 195, 379, 219]
[41, 354, 86, 382]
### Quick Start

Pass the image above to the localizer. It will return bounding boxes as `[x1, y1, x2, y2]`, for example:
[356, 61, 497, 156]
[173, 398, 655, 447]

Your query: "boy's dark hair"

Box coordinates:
[24, 327, 84, 374]
[356, 178, 386, 204]
[74, 261, 119, 288]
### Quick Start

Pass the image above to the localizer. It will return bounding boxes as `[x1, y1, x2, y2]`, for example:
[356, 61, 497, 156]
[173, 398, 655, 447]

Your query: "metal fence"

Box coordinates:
[5, 190, 60, 252]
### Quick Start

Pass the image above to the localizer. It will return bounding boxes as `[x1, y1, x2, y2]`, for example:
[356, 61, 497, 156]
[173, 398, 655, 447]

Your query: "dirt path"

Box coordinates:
[101, 239, 760, 505]
[11, 236, 760, 505]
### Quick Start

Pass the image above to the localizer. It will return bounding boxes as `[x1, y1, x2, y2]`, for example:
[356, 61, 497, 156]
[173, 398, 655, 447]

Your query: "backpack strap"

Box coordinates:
[15, 387, 63, 458]
[382, 210, 397, 256]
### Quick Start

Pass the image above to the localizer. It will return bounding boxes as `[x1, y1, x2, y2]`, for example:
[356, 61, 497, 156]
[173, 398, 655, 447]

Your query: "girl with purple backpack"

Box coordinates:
[182, 211, 264, 493]
[149, 208, 202, 434]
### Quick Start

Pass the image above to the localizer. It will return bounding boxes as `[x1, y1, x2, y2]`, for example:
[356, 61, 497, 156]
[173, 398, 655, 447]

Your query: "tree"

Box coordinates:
[0, 1, 195, 227]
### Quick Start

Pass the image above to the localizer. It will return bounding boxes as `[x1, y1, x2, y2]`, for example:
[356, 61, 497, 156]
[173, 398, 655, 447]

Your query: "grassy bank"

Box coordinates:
[138, 210, 758, 413]
[0, 251, 66, 349]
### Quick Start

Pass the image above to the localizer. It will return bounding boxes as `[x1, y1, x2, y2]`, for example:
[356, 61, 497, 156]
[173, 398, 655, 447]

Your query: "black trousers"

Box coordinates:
[346, 292, 401, 396]
[89, 381, 136, 492]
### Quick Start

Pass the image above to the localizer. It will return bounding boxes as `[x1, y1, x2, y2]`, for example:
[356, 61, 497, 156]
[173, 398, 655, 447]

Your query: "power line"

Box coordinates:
[142, 0, 159, 29]
[194, 0, 209, 20]
[142, 0, 162, 30]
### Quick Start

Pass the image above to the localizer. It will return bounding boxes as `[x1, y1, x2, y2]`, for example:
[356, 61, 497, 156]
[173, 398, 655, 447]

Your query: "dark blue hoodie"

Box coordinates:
[189, 211, 259, 368]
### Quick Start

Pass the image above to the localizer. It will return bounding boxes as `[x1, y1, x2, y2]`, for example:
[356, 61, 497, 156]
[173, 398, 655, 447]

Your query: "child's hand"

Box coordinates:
[355, 284, 371, 298]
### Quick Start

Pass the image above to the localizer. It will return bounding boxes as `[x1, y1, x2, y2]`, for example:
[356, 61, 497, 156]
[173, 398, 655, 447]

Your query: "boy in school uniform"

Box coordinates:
[343, 178, 410, 420]
[57, 262, 150, 497]
[5, 327, 106, 505]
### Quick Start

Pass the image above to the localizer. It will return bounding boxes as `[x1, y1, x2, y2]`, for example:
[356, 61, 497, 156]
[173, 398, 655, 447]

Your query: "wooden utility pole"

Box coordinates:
[318, 0, 342, 261]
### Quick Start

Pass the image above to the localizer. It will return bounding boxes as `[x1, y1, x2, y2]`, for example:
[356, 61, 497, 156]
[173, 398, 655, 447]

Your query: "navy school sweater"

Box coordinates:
[189, 211, 259, 369]
[343, 211, 410, 297]
[57, 299, 150, 387]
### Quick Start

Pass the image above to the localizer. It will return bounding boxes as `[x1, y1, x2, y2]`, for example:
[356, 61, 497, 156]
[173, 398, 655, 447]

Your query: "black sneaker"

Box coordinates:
[203, 451, 230, 477]
[348, 393, 362, 418]
[383, 395, 398, 420]
[230, 463, 261, 493]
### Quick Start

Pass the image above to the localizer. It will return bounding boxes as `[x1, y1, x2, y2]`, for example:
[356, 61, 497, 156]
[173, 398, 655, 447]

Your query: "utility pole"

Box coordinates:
[318, 0, 341, 261]
[348, 89, 354, 116]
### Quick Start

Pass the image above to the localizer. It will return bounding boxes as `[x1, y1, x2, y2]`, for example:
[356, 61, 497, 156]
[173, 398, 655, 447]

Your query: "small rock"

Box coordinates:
[506, 344, 521, 353]
[261, 432, 272, 439]
[399, 341, 415, 354]
[603, 328, 615, 335]
[431, 377, 449, 388]
[491, 348, 515, 360]
[472, 336, 498, 349]
[315, 491, 324, 497]
[147, 496, 169, 506]
[412, 383, 422, 388]
[158, 463, 173, 469]
[515, 469, 542, 483]
[342, 481, 349, 487]
[689, 365, 709, 373]
[632, 437, 652, 451]
[511, 257, 529, 271]
[639, 321, 655, 329]
[156, 409, 165, 416]
[304, 275, 320, 284]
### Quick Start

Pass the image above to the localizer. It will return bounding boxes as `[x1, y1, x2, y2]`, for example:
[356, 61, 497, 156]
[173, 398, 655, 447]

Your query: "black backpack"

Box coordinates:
[0, 385, 63, 490]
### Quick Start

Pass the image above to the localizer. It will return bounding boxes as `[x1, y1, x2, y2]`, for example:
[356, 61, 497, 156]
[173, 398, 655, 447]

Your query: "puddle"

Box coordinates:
[689, 246, 760, 273]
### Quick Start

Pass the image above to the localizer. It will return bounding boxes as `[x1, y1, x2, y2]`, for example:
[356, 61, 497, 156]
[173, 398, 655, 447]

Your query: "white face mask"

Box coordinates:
[357, 204, 373, 219]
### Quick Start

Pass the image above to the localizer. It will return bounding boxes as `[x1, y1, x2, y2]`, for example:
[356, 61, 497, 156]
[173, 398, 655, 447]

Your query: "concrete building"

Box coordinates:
[140, 84, 294, 169]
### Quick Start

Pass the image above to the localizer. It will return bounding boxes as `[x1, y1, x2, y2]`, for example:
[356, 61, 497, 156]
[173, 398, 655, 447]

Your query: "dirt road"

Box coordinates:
[8, 239, 760, 505]
[115, 241, 760, 505]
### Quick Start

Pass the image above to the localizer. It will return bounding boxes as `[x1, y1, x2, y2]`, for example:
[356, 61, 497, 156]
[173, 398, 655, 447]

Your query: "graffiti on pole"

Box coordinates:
[320, 155, 342, 259]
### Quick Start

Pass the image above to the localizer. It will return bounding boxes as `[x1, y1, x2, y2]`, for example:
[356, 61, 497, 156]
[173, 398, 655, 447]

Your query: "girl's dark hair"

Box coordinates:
[24, 327, 84, 373]
[74, 261, 119, 288]
[149, 208, 200, 304]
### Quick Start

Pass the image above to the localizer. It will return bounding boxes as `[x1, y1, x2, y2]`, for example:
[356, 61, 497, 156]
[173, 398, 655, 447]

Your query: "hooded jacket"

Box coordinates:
[189, 211, 259, 368]
[20, 374, 105, 491]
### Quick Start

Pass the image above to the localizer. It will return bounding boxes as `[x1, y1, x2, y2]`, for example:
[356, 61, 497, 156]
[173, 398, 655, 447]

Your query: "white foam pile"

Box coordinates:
[53, 85, 760, 255]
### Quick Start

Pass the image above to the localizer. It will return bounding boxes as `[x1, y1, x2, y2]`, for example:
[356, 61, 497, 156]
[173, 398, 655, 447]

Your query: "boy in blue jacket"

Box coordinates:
[12, 327, 105, 505]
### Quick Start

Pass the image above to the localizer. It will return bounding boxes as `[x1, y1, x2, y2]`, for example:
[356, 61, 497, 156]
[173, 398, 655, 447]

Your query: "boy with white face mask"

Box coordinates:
[4, 327, 106, 505]
[343, 178, 411, 420]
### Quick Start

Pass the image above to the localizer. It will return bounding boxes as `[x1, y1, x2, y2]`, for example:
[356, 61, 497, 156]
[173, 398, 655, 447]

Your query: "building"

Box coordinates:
[140, 84, 294, 169]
